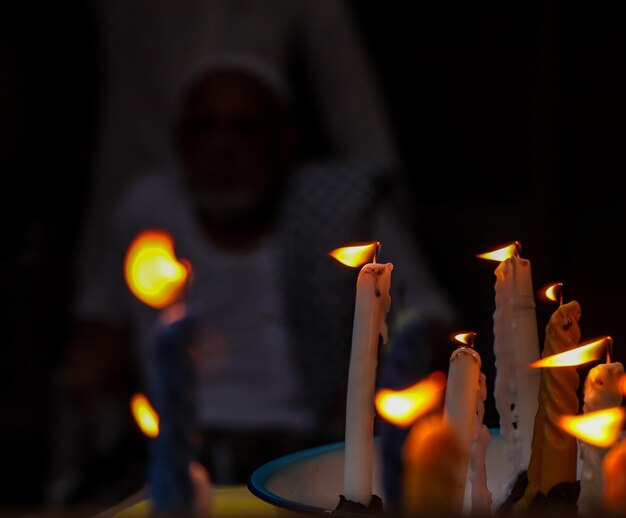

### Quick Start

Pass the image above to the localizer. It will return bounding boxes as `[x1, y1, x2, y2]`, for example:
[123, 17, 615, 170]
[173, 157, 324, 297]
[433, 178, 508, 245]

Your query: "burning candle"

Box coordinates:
[442, 332, 482, 512]
[470, 370, 493, 515]
[478, 242, 541, 482]
[375, 372, 447, 512]
[514, 300, 582, 511]
[330, 242, 393, 507]
[149, 306, 198, 514]
[578, 345, 624, 515]
[125, 229, 198, 514]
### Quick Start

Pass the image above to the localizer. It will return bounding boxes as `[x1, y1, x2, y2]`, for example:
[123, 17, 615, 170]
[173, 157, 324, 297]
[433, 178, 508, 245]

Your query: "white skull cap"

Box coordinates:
[177, 52, 293, 109]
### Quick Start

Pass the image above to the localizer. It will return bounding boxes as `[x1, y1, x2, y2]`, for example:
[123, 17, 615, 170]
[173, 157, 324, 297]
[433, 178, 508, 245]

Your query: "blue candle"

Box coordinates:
[376, 311, 432, 513]
[148, 307, 199, 514]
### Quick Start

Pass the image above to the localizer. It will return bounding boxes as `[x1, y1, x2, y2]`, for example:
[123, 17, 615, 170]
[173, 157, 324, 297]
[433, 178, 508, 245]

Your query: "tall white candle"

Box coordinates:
[578, 359, 625, 515]
[343, 261, 393, 506]
[443, 344, 481, 512]
[490, 247, 541, 480]
[470, 371, 493, 515]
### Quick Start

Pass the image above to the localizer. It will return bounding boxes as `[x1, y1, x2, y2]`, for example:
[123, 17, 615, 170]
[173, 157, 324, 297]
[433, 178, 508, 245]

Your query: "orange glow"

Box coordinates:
[530, 336, 611, 368]
[453, 331, 477, 347]
[329, 242, 378, 268]
[124, 229, 189, 309]
[557, 407, 625, 447]
[375, 372, 447, 427]
[476, 241, 519, 262]
[620, 374, 626, 397]
[130, 393, 159, 438]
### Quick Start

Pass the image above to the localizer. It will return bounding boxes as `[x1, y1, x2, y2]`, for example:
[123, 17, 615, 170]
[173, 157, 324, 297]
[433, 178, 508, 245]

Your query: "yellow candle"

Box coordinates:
[602, 437, 626, 514]
[402, 414, 464, 516]
[343, 260, 393, 505]
[514, 300, 581, 511]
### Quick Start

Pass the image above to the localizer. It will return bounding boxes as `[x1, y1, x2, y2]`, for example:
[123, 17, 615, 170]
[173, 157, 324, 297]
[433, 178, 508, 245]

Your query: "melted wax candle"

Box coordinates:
[514, 300, 582, 512]
[490, 249, 541, 481]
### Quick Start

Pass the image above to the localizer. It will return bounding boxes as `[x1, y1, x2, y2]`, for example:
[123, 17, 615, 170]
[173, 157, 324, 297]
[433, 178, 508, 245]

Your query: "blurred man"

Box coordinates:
[51, 54, 457, 505]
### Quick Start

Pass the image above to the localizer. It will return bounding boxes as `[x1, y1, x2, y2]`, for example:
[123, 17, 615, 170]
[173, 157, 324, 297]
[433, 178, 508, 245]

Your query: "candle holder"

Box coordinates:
[247, 430, 515, 516]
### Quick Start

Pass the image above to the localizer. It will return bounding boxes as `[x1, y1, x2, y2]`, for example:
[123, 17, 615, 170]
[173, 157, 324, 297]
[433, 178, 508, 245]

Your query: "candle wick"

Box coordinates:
[373, 241, 381, 264]
[513, 240, 522, 258]
[607, 337, 612, 363]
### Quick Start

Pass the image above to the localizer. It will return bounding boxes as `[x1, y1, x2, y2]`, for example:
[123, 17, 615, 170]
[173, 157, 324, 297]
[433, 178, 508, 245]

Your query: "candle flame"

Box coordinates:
[453, 331, 477, 347]
[124, 229, 190, 309]
[530, 336, 611, 368]
[375, 371, 446, 427]
[557, 407, 625, 447]
[329, 242, 378, 268]
[130, 393, 159, 438]
[476, 241, 519, 262]
[541, 282, 563, 304]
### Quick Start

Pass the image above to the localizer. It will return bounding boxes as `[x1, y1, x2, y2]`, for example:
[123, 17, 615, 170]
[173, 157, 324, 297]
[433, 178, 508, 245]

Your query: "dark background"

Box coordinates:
[2, 0, 625, 508]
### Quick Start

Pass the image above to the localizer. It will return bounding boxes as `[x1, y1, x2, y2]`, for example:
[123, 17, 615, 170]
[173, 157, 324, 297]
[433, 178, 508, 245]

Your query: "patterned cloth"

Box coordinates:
[277, 159, 391, 438]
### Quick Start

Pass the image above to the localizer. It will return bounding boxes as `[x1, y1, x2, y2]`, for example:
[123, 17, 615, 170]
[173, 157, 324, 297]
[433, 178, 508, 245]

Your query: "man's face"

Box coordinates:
[177, 70, 289, 221]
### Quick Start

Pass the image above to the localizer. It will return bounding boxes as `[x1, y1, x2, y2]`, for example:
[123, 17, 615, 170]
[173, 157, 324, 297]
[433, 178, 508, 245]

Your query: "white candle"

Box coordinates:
[491, 248, 541, 480]
[343, 261, 393, 506]
[470, 371, 493, 515]
[578, 359, 625, 515]
[443, 344, 481, 512]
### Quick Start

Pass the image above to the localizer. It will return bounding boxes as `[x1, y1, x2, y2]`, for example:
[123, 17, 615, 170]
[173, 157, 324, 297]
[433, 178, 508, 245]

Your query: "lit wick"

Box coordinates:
[454, 331, 477, 349]
[607, 337, 614, 364]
